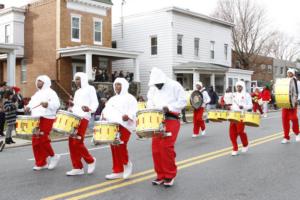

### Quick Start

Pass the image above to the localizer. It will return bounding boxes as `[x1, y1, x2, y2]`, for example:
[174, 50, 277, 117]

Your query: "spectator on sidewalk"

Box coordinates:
[0, 82, 7, 137]
[3, 90, 16, 144]
[207, 86, 219, 110]
[12, 87, 25, 115]
[261, 84, 271, 117]
[251, 87, 263, 114]
[0, 140, 4, 152]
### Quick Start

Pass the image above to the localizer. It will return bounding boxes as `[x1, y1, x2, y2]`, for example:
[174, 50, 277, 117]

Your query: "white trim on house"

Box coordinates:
[66, 0, 111, 16]
[93, 17, 103, 45]
[71, 14, 81, 43]
[58, 45, 141, 59]
[0, 7, 25, 16]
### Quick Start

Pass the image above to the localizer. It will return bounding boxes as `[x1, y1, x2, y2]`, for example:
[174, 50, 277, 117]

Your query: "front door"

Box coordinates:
[72, 63, 85, 78]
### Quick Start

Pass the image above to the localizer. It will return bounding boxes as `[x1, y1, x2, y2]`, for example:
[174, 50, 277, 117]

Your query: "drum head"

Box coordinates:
[289, 78, 297, 108]
[190, 90, 203, 109]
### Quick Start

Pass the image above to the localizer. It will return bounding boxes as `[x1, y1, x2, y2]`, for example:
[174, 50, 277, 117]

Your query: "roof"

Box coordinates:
[173, 62, 229, 72]
[92, 0, 113, 5]
[0, 7, 25, 16]
[119, 6, 234, 28]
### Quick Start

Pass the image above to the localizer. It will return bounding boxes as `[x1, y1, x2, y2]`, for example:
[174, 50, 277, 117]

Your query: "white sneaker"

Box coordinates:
[241, 146, 249, 153]
[33, 164, 48, 171]
[296, 135, 300, 142]
[48, 154, 61, 170]
[66, 169, 84, 176]
[201, 130, 206, 136]
[87, 157, 96, 174]
[105, 173, 123, 180]
[231, 151, 238, 156]
[192, 134, 199, 138]
[281, 138, 290, 144]
[123, 161, 133, 179]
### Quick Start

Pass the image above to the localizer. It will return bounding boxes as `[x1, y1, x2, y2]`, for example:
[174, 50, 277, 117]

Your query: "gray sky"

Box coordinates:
[1, 0, 300, 39]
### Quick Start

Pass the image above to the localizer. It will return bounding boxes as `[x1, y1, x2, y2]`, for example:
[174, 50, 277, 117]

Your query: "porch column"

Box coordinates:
[133, 58, 140, 82]
[7, 50, 16, 86]
[85, 53, 93, 80]
[210, 73, 215, 89]
[193, 70, 200, 90]
[224, 74, 228, 93]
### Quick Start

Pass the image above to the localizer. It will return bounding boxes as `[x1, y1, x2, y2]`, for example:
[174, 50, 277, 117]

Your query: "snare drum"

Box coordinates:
[52, 110, 82, 134]
[227, 111, 241, 122]
[218, 110, 228, 121]
[93, 121, 119, 144]
[207, 110, 221, 122]
[16, 116, 40, 135]
[136, 109, 164, 138]
[242, 112, 261, 127]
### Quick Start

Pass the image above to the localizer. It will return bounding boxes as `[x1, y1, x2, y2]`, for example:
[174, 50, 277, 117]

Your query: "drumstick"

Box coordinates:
[111, 105, 134, 122]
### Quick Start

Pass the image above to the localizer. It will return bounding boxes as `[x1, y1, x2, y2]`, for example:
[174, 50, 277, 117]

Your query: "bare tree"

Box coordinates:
[268, 31, 300, 61]
[212, 0, 276, 69]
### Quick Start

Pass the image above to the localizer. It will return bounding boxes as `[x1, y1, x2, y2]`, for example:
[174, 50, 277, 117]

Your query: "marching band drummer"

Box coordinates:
[281, 68, 300, 144]
[229, 80, 252, 156]
[192, 82, 210, 137]
[101, 78, 137, 180]
[24, 75, 61, 170]
[147, 67, 186, 187]
[66, 72, 98, 176]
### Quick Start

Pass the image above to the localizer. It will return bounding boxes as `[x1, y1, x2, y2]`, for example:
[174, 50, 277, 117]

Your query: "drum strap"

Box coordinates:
[165, 112, 179, 120]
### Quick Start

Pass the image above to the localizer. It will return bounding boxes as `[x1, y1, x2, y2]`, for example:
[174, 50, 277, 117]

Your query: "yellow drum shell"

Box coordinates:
[93, 121, 119, 144]
[207, 110, 221, 122]
[274, 78, 297, 109]
[136, 109, 164, 138]
[242, 112, 261, 127]
[137, 102, 146, 110]
[227, 111, 241, 122]
[218, 110, 228, 121]
[52, 110, 82, 134]
[16, 116, 40, 135]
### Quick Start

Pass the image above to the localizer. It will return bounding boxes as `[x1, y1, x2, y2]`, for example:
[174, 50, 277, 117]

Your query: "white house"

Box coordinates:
[112, 7, 253, 96]
[0, 7, 25, 86]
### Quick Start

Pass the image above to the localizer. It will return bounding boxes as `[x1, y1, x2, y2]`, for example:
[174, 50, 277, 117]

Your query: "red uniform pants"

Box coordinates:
[253, 103, 263, 114]
[229, 121, 248, 151]
[282, 108, 299, 140]
[193, 107, 205, 135]
[32, 117, 55, 167]
[110, 126, 131, 173]
[68, 119, 94, 169]
[152, 119, 180, 180]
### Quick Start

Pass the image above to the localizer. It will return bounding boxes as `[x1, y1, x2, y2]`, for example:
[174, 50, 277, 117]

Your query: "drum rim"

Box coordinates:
[17, 115, 40, 120]
[94, 121, 119, 126]
[136, 129, 161, 133]
[136, 109, 164, 115]
[57, 110, 82, 119]
[52, 128, 72, 134]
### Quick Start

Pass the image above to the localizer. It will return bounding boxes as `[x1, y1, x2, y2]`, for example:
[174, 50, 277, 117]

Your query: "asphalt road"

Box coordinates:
[1, 111, 300, 200]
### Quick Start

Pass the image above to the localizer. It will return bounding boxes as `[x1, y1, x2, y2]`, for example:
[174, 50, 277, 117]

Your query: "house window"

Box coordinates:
[210, 41, 215, 59]
[151, 36, 157, 55]
[21, 59, 27, 83]
[280, 67, 284, 74]
[94, 18, 102, 44]
[261, 64, 266, 70]
[71, 15, 81, 42]
[224, 44, 228, 60]
[177, 34, 183, 55]
[112, 41, 117, 48]
[268, 65, 272, 73]
[5, 24, 10, 43]
[194, 38, 199, 57]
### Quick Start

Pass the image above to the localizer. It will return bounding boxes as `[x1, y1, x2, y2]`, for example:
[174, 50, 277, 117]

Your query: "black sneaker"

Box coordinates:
[0, 141, 5, 152]
[163, 178, 175, 187]
[152, 179, 164, 185]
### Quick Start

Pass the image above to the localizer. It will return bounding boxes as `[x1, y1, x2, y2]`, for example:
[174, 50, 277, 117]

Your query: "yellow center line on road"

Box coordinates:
[42, 131, 283, 200]
[65, 134, 283, 200]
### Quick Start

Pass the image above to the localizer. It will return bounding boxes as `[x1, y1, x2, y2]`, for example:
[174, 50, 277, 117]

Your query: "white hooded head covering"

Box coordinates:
[36, 75, 51, 90]
[113, 78, 129, 95]
[235, 80, 246, 94]
[195, 81, 203, 88]
[74, 72, 89, 88]
[148, 67, 167, 86]
[287, 68, 296, 75]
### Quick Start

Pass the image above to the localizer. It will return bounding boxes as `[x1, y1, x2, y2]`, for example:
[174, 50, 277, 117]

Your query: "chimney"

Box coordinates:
[0, 4, 4, 9]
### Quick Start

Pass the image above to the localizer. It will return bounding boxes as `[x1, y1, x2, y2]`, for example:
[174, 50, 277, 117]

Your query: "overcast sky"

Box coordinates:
[1, 0, 300, 39]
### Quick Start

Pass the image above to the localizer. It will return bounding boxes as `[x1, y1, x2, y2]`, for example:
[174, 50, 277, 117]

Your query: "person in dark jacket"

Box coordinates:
[3, 90, 17, 144]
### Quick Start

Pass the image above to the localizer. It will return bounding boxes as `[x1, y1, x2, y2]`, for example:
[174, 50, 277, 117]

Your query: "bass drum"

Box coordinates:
[190, 90, 204, 109]
[274, 78, 297, 109]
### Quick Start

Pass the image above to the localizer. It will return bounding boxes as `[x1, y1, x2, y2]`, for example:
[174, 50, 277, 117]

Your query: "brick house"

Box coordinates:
[0, 0, 140, 99]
